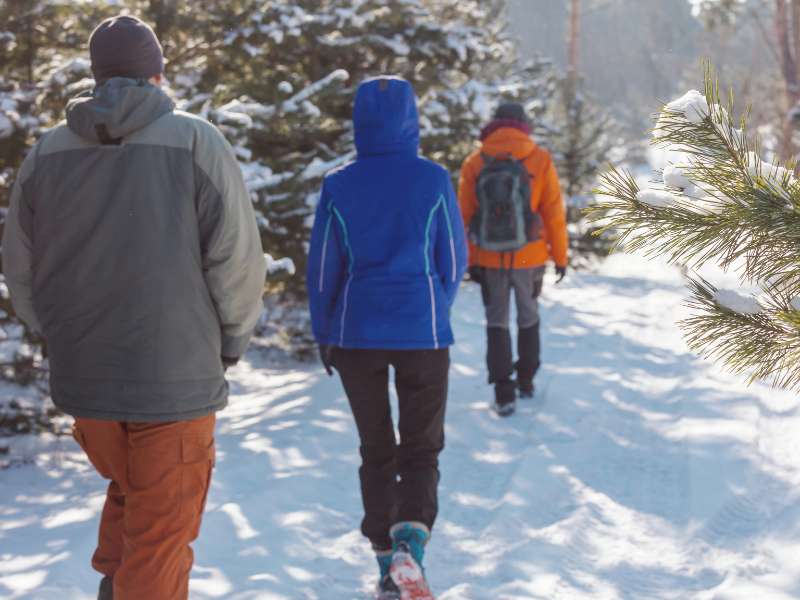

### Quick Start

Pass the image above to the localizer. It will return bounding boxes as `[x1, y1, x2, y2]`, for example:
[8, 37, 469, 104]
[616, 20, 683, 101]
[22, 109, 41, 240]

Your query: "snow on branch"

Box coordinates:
[281, 69, 349, 113]
[590, 66, 800, 390]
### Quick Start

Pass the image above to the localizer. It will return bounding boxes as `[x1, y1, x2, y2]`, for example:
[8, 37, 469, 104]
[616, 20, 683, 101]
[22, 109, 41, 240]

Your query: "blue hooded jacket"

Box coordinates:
[307, 77, 467, 350]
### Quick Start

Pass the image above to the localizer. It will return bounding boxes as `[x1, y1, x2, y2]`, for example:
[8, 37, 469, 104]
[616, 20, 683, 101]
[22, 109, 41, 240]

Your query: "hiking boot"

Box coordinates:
[374, 548, 400, 598]
[376, 572, 401, 599]
[493, 378, 517, 416]
[493, 399, 517, 416]
[518, 380, 535, 399]
[98, 576, 113, 600]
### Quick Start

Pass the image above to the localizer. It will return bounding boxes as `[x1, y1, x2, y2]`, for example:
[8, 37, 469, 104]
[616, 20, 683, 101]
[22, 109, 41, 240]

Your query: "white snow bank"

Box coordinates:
[714, 289, 763, 315]
[0, 255, 800, 600]
[4, 255, 800, 598]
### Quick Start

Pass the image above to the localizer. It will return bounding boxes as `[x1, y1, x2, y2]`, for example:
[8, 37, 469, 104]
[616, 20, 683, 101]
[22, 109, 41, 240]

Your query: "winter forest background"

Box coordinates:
[1, 0, 798, 427]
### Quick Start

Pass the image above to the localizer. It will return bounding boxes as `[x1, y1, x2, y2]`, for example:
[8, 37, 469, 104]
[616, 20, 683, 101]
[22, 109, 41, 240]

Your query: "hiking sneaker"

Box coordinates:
[389, 522, 433, 599]
[492, 399, 516, 417]
[376, 572, 401, 599]
[375, 549, 400, 599]
[390, 541, 435, 600]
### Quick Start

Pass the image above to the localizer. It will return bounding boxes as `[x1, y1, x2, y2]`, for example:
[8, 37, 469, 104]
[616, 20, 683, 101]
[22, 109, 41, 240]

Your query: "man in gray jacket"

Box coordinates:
[2, 16, 266, 600]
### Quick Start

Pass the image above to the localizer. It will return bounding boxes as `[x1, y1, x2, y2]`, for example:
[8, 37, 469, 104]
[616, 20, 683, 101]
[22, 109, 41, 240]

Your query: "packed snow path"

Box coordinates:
[2, 255, 800, 599]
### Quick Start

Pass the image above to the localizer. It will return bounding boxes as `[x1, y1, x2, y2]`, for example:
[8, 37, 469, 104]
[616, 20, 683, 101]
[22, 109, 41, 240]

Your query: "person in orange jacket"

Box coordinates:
[458, 102, 568, 415]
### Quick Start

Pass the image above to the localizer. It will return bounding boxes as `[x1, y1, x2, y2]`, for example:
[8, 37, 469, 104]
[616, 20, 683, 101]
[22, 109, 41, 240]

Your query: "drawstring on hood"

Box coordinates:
[353, 76, 419, 157]
[66, 77, 174, 143]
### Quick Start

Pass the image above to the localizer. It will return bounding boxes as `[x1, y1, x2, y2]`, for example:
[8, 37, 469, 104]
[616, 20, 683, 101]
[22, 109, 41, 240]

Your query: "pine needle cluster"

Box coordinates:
[588, 67, 800, 390]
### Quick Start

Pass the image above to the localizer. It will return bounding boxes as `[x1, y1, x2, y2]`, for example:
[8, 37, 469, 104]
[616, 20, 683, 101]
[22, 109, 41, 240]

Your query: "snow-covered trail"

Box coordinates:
[2, 255, 800, 600]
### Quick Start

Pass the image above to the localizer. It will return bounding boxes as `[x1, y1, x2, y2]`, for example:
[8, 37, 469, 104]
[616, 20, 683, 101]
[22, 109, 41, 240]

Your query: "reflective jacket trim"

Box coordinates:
[318, 212, 333, 293]
[331, 205, 354, 346]
[424, 195, 446, 349]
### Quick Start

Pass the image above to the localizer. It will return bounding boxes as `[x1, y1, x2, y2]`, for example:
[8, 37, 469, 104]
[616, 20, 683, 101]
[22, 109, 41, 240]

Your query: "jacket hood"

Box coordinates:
[66, 77, 174, 142]
[480, 126, 537, 161]
[353, 77, 419, 157]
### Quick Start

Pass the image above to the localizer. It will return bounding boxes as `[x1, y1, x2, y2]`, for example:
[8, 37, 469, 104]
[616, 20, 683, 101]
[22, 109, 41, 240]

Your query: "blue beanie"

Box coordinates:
[89, 16, 164, 83]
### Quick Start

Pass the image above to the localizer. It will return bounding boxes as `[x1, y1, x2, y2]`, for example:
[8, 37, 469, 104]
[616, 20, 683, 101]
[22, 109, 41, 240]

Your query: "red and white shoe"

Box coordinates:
[389, 543, 435, 600]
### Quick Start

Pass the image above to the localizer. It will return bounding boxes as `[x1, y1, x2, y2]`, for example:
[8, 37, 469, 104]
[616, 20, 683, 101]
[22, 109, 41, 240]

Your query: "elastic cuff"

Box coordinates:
[221, 330, 253, 358]
[389, 521, 431, 539]
[221, 356, 239, 368]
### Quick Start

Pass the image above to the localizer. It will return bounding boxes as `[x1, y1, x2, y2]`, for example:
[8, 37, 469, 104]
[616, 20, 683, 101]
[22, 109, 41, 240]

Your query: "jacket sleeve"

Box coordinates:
[539, 156, 569, 267]
[306, 180, 346, 344]
[194, 123, 267, 359]
[457, 154, 480, 266]
[2, 149, 42, 334]
[435, 173, 468, 307]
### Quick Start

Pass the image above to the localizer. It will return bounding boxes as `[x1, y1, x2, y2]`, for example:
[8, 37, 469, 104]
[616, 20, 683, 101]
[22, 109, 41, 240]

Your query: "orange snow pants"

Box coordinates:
[72, 413, 216, 600]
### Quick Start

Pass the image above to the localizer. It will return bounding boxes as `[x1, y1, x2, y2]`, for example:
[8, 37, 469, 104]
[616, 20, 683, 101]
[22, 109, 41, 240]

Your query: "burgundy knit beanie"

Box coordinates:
[89, 16, 164, 83]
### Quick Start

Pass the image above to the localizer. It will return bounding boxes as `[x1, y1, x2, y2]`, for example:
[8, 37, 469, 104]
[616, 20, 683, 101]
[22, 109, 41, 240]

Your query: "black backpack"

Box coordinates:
[470, 153, 542, 253]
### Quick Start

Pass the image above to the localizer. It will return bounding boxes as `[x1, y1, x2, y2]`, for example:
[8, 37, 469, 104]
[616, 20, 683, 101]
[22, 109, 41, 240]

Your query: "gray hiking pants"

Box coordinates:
[481, 267, 545, 329]
[480, 267, 545, 404]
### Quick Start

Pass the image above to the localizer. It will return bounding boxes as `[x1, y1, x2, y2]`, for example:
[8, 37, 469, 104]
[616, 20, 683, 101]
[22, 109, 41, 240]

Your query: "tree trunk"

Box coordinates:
[567, 0, 581, 101]
[148, 0, 178, 45]
[776, 0, 799, 159]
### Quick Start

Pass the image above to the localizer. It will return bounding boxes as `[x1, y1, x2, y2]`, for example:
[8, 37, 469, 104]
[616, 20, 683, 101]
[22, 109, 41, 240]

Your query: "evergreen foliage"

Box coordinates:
[589, 67, 800, 390]
[0, 0, 557, 387]
[549, 79, 617, 262]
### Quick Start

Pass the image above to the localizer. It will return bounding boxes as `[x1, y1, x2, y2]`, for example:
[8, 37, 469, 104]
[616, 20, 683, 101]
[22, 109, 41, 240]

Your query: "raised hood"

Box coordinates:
[66, 77, 174, 143]
[353, 76, 419, 157]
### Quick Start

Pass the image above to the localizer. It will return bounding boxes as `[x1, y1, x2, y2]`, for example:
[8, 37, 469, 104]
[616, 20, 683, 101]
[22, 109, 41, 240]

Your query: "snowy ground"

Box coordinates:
[1, 254, 800, 600]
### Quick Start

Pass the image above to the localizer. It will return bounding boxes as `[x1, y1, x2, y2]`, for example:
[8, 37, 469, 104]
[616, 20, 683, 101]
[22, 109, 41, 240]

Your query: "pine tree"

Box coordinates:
[0, 0, 558, 384]
[206, 0, 556, 296]
[550, 80, 617, 263]
[589, 67, 800, 390]
[547, 0, 616, 263]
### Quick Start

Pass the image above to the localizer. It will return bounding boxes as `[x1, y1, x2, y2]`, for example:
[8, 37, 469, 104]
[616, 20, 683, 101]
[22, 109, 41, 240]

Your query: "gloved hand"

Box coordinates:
[222, 356, 239, 371]
[555, 265, 567, 284]
[319, 344, 335, 376]
[468, 266, 483, 284]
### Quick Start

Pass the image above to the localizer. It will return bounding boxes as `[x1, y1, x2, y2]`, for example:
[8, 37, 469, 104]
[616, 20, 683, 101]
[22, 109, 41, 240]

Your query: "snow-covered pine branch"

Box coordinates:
[588, 67, 800, 390]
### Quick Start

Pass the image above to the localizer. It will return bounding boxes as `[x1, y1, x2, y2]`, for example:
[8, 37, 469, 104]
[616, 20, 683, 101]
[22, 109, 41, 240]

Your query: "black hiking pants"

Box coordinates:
[333, 348, 450, 551]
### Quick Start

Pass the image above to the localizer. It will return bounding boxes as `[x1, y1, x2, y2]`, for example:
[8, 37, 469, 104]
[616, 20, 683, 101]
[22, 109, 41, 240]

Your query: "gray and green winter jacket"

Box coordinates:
[2, 78, 267, 422]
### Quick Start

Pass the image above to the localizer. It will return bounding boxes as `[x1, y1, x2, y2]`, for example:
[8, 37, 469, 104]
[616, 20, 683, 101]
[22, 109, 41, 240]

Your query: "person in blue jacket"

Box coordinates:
[307, 76, 467, 597]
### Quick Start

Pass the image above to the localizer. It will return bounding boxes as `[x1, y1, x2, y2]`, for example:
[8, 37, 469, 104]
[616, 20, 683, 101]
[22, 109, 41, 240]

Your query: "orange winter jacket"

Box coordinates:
[458, 127, 568, 270]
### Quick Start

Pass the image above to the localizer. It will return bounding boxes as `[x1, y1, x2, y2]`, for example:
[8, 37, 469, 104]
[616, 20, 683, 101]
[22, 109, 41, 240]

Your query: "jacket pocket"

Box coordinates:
[72, 423, 115, 481]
